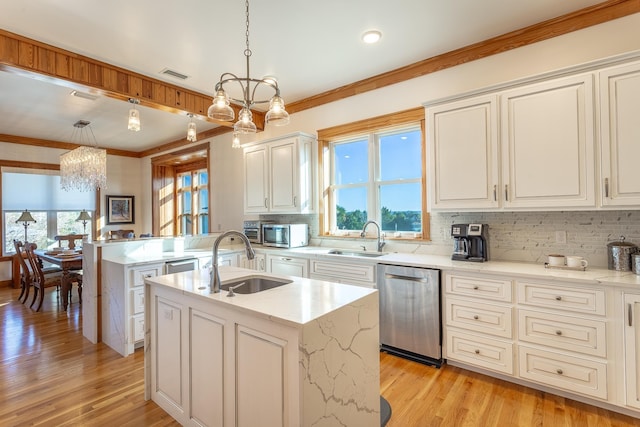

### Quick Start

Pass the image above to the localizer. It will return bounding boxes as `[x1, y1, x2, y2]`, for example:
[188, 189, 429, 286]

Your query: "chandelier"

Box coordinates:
[207, 0, 290, 140]
[60, 120, 107, 192]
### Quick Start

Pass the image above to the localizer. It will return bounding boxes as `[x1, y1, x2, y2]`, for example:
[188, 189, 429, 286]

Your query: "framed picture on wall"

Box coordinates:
[106, 195, 135, 224]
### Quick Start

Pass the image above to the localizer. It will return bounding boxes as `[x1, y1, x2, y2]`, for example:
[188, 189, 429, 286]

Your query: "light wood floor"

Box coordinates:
[2, 286, 640, 427]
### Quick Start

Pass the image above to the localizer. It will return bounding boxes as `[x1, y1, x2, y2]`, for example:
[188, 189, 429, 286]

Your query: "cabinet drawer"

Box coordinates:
[311, 260, 375, 284]
[131, 288, 145, 315]
[518, 345, 607, 399]
[517, 281, 605, 316]
[446, 330, 514, 375]
[131, 265, 163, 287]
[446, 274, 512, 302]
[518, 309, 607, 357]
[132, 314, 144, 343]
[445, 298, 513, 338]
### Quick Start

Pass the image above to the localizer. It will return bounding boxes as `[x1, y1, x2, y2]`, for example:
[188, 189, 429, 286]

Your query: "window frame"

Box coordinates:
[317, 107, 430, 240]
[176, 168, 209, 236]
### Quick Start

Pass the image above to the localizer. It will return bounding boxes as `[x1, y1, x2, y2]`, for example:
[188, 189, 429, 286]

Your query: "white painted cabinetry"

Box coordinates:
[266, 253, 309, 278]
[243, 132, 316, 214]
[500, 74, 596, 209]
[427, 94, 500, 210]
[426, 73, 597, 211]
[599, 61, 640, 208]
[309, 258, 377, 288]
[624, 293, 640, 410]
[102, 261, 163, 356]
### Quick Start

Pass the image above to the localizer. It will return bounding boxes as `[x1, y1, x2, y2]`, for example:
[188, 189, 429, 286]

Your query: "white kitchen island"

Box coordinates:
[144, 266, 380, 427]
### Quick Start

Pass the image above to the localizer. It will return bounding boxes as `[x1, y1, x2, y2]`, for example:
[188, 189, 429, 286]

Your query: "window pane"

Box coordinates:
[57, 211, 85, 235]
[198, 189, 209, 214]
[181, 215, 192, 235]
[198, 171, 208, 186]
[200, 215, 209, 234]
[379, 129, 422, 181]
[380, 183, 422, 232]
[182, 191, 192, 214]
[334, 139, 368, 185]
[335, 187, 368, 230]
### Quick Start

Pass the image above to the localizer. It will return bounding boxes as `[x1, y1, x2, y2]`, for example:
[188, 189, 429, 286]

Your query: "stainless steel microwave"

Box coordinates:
[262, 224, 309, 248]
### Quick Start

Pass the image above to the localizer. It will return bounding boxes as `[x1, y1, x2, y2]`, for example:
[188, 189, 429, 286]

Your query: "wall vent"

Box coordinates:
[160, 68, 189, 80]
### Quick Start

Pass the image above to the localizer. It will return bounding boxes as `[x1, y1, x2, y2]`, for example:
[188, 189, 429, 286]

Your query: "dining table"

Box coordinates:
[35, 249, 83, 311]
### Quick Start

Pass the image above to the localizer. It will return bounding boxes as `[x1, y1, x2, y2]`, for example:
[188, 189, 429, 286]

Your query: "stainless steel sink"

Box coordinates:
[220, 276, 292, 294]
[327, 249, 386, 258]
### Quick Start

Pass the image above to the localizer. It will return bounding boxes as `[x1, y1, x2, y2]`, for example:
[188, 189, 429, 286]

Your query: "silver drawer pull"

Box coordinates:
[144, 274, 152, 278]
[556, 369, 563, 375]
[473, 315, 479, 320]
[555, 296, 562, 301]
[555, 330, 562, 336]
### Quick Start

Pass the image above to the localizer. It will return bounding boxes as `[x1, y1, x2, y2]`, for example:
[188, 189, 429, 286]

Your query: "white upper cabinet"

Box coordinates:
[500, 74, 596, 209]
[243, 133, 316, 214]
[599, 61, 640, 208]
[426, 72, 597, 211]
[427, 94, 500, 210]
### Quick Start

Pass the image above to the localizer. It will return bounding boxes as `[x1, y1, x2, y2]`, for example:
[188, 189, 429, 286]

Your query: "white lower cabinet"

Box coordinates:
[309, 258, 376, 288]
[624, 293, 640, 410]
[266, 254, 309, 278]
[149, 285, 299, 427]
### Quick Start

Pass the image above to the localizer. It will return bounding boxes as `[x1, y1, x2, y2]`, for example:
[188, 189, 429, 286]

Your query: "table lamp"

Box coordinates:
[16, 209, 36, 242]
[76, 210, 92, 234]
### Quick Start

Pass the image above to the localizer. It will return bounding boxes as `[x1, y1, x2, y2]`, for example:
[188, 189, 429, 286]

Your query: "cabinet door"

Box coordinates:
[244, 146, 269, 213]
[427, 94, 500, 210]
[269, 139, 298, 212]
[190, 309, 226, 427]
[624, 294, 640, 409]
[501, 74, 596, 209]
[267, 255, 309, 278]
[236, 325, 288, 427]
[155, 297, 184, 412]
[599, 62, 640, 207]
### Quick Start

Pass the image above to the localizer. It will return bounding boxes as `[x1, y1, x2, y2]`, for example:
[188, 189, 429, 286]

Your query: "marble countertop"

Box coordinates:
[144, 266, 377, 328]
[101, 247, 239, 266]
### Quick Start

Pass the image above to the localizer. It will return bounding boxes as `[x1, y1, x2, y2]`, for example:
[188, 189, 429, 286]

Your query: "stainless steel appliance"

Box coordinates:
[242, 220, 273, 244]
[451, 223, 489, 262]
[165, 258, 198, 274]
[262, 223, 309, 248]
[377, 264, 442, 366]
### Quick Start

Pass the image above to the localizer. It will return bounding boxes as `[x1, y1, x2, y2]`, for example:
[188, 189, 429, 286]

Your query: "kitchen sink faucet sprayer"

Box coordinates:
[361, 220, 385, 252]
[210, 230, 255, 293]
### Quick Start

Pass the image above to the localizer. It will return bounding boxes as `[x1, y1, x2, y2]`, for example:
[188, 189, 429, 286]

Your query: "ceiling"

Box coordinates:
[0, 0, 608, 153]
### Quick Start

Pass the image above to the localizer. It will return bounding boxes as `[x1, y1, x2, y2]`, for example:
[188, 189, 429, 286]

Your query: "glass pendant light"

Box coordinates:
[128, 99, 141, 132]
[186, 114, 197, 142]
[207, 89, 235, 121]
[265, 95, 290, 126]
[232, 132, 241, 149]
[233, 108, 257, 134]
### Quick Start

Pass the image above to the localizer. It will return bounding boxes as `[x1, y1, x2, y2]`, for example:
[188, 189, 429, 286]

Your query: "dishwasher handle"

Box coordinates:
[384, 273, 430, 283]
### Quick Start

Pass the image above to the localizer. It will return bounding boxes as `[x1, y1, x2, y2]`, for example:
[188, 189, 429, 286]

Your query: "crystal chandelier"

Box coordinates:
[207, 0, 290, 140]
[60, 120, 107, 192]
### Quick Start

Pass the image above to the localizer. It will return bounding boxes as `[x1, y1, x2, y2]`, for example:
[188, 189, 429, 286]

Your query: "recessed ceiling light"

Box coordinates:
[362, 30, 382, 44]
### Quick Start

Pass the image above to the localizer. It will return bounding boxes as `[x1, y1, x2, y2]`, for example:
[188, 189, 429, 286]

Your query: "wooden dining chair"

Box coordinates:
[54, 234, 86, 250]
[13, 240, 33, 304]
[24, 242, 62, 312]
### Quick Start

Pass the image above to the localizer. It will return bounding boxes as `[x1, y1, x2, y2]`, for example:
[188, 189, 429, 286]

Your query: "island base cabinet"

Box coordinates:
[154, 298, 184, 419]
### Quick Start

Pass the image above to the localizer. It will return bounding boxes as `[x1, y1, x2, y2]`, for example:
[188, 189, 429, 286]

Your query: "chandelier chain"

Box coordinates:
[244, 0, 251, 58]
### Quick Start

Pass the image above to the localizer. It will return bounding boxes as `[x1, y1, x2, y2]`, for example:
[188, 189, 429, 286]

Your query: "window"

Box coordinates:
[177, 169, 209, 235]
[318, 108, 429, 240]
[1, 167, 96, 255]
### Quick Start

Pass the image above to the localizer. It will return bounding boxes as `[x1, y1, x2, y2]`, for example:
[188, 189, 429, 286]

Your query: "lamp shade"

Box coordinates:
[16, 210, 36, 223]
[76, 210, 92, 222]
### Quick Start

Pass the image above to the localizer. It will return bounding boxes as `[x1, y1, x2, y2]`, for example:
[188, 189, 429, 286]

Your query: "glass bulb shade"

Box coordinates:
[207, 89, 235, 121]
[128, 108, 141, 132]
[234, 108, 257, 134]
[16, 210, 36, 223]
[265, 95, 290, 126]
[187, 120, 197, 142]
[60, 146, 107, 191]
[232, 132, 241, 148]
[76, 210, 92, 221]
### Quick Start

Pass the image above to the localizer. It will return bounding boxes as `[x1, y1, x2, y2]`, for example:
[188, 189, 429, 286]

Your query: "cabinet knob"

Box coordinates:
[474, 349, 480, 354]
[473, 285, 479, 290]
[556, 369, 563, 375]
[555, 330, 562, 336]
[473, 315, 479, 320]
[144, 274, 152, 278]
[555, 296, 562, 301]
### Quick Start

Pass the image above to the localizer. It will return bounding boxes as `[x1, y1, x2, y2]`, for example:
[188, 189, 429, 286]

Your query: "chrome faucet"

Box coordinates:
[360, 220, 385, 252]
[210, 230, 255, 293]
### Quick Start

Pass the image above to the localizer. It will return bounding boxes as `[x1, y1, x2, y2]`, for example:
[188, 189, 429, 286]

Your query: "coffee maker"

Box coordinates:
[451, 223, 489, 262]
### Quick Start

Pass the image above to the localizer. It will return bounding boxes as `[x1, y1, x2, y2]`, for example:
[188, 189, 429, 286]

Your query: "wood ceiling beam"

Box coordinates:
[287, 0, 640, 113]
[0, 133, 140, 158]
[0, 28, 265, 130]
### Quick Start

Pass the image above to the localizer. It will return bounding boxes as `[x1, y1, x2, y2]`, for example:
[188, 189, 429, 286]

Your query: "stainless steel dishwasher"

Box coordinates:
[377, 264, 442, 366]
